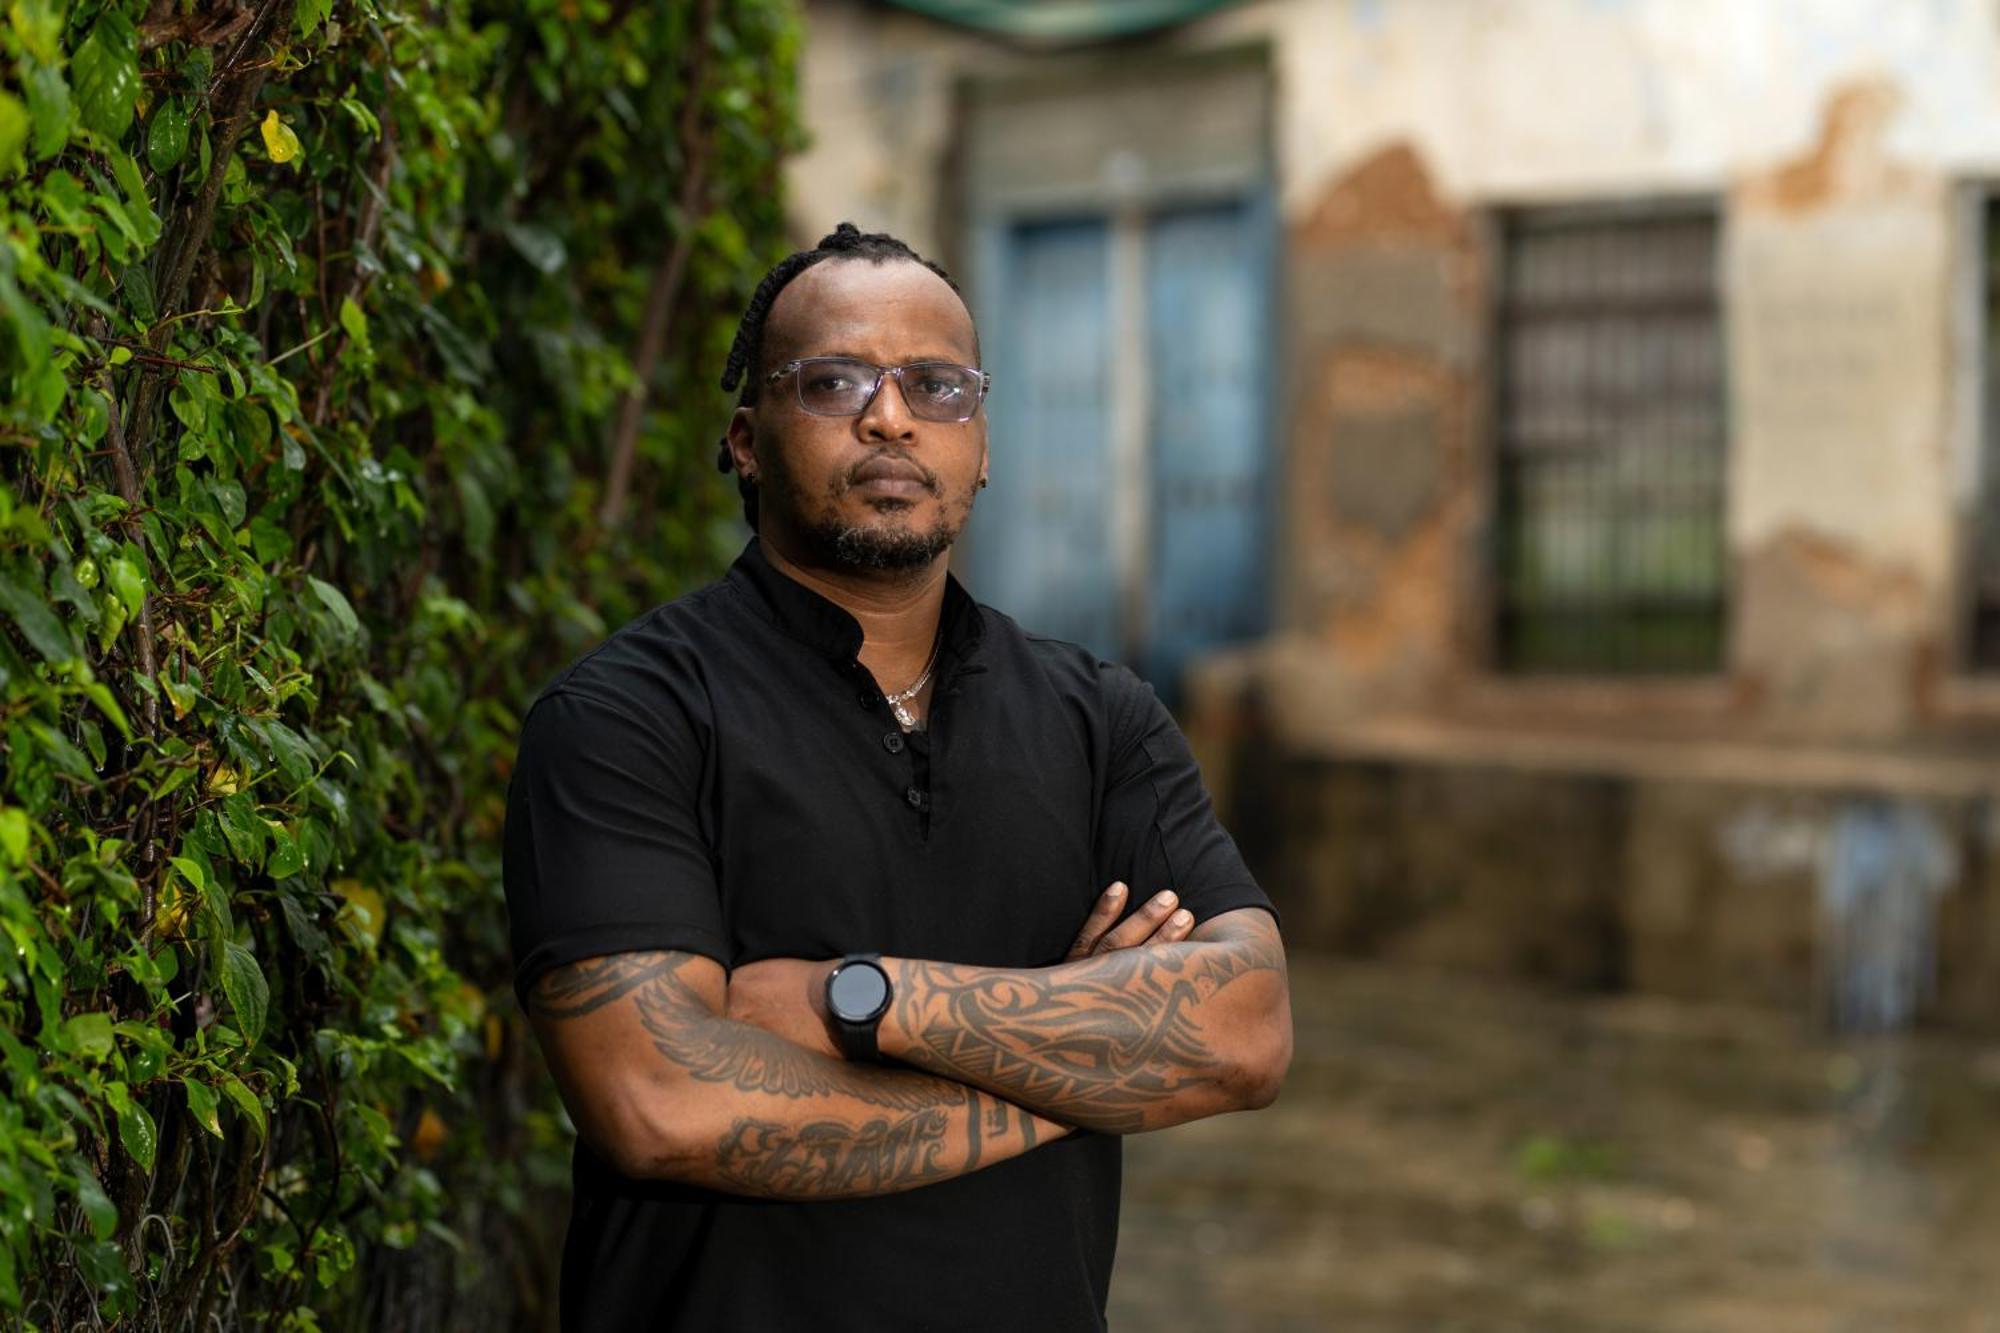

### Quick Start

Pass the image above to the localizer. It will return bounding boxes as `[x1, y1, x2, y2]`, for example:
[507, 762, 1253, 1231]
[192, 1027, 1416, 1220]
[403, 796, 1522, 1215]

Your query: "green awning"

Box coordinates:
[879, 0, 1244, 43]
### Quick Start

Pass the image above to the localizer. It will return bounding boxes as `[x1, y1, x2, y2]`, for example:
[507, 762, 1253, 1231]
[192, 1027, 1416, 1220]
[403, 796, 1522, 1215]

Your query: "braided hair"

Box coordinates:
[715, 222, 971, 529]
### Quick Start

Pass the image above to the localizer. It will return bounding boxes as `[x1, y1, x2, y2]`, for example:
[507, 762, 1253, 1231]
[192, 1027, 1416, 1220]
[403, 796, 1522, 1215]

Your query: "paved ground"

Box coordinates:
[1108, 956, 2000, 1332]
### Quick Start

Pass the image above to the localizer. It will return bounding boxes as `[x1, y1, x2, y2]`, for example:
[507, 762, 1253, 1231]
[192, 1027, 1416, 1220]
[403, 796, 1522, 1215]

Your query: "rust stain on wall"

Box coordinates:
[1295, 140, 1467, 250]
[1742, 77, 1908, 215]
[1737, 526, 1928, 739]
[1755, 526, 1925, 613]
[1282, 139, 1480, 696]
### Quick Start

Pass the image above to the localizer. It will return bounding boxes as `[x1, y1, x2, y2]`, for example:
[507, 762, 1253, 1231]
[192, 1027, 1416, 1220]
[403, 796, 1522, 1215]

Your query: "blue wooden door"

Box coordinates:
[968, 201, 1273, 698]
[969, 217, 1120, 660]
[1142, 199, 1274, 698]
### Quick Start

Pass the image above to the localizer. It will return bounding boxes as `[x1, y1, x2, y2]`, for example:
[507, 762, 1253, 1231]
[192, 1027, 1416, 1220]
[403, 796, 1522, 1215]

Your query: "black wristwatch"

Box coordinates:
[824, 953, 892, 1063]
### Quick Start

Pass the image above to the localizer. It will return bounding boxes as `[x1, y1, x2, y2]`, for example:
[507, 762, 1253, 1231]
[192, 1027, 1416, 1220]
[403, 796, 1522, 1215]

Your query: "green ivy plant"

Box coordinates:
[0, 0, 800, 1325]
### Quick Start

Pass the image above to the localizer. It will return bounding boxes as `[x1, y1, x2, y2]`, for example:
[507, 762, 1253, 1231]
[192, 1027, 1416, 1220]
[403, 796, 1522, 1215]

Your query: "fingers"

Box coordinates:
[1093, 889, 1192, 954]
[1065, 882, 1129, 961]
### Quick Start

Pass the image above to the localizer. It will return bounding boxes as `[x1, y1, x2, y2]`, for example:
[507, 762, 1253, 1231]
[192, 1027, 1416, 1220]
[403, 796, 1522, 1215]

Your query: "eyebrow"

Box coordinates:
[804, 349, 975, 366]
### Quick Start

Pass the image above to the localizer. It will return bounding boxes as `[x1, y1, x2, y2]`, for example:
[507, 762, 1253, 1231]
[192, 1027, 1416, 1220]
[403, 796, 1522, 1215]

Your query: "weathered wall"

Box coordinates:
[1238, 752, 2000, 1029]
[795, 0, 2000, 741]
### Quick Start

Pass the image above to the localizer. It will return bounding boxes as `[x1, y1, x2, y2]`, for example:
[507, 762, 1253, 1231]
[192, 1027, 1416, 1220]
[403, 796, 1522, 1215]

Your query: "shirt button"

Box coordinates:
[905, 786, 926, 809]
[883, 732, 905, 754]
[858, 691, 878, 711]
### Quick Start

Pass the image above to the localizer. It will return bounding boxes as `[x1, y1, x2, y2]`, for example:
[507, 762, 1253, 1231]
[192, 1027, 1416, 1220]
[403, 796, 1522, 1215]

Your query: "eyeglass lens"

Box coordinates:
[795, 359, 981, 422]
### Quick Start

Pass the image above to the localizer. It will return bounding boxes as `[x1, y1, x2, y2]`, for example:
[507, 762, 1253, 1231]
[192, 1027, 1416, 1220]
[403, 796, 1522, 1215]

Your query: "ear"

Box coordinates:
[725, 406, 759, 480]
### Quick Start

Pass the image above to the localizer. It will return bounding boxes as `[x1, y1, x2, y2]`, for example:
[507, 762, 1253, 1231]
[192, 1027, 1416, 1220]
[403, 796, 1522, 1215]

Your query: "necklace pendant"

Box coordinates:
[891, 699, 917, 730]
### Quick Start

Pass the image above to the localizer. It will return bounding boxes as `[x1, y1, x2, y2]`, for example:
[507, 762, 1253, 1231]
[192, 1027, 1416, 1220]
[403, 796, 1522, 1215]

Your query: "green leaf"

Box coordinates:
[0, 571, 76, 661]
[146, 97, 189, 172]
[266, 823, 305, 878]
[502, 221, 567, 275]
[170, 854, 230, 933]
[109, 149, 161, 247]
[78, 679, 133, 741]
[25, 61, 75, 159]
[29, 722, 94, 780]
[72, 13, 139, 141]
[71, 1160, 117, 1239]
[116, 1096, 157, 1171]
[167, 854, 207, 895]
[218, 793, 267, 867]
[308, 575, 362, 639]
[63, 1011, 114, 1058]
[337, 96, 380, 138]
[106, 557, 145, 619]
[296, 0, 334, 38]
[0, 806, 29, 864]
[0, 93, 27, 177]
[220, 943, 269, 1049]
[219, 1074, 267, 1143]
[184, 1078, 222, 1138]
[337, 296, 372, 357]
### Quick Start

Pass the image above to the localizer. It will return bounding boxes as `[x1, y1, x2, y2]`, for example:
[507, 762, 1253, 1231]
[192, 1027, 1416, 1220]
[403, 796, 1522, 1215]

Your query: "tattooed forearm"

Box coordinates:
[715, 1108, 955, 1197]
[535, 950, 948, 1110]
[525, 950, 1073, 1197]
[885, 914, 1288, 1133]
[527, 952, 684, 1019]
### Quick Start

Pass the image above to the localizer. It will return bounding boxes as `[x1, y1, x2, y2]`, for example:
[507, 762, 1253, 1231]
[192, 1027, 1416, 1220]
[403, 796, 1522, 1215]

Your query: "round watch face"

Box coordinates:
[828, 960, 890, 1023]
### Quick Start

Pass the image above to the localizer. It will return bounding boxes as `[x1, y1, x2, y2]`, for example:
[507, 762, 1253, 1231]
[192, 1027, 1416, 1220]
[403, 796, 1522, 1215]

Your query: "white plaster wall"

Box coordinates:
[797, 0, 2000, 230]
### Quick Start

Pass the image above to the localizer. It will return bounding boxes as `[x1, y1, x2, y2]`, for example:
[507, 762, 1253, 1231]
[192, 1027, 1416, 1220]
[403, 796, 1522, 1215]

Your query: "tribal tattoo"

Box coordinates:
[888, 914, 1287, 1133]
[528, 951, 1067, 1198]
[530, 951, 949, 1111]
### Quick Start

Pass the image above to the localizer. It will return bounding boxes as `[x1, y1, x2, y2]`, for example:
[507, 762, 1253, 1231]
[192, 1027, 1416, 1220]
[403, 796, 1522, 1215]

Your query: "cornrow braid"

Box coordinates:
[715, 221, 969, 529]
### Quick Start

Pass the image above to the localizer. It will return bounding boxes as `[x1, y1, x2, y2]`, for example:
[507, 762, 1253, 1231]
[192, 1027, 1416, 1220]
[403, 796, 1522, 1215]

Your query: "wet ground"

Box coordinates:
[1109, 956, 2000, 1332]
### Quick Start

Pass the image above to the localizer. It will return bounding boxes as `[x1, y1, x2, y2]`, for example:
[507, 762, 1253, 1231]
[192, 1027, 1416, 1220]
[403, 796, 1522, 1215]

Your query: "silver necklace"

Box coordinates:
[883, 634, 942, 731]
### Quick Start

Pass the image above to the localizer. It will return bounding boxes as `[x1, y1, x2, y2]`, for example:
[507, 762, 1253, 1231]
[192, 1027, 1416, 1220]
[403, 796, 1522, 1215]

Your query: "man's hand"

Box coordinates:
[1064, 881, 1193, 960]
[725, 881, 1193, 1059]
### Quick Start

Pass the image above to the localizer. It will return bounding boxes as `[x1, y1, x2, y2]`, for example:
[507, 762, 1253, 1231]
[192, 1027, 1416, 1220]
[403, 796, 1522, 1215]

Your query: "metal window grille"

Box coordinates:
[1492, 205, 1728, 674]
[1969, 196, 2000, 670]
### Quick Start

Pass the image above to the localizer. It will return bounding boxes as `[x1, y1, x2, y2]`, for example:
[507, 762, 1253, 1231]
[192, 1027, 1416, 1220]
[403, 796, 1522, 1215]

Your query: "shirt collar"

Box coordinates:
[725, 537, 986, 668]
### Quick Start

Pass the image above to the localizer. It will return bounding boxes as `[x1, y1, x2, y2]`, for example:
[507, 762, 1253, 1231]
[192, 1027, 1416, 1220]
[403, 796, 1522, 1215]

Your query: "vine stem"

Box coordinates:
[125, 0, 300, 471]
[598, 0, 718, 532]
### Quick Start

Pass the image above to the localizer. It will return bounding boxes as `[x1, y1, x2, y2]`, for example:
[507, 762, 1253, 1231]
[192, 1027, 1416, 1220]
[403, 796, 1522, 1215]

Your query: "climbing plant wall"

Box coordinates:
[0, 0, 798, 1324]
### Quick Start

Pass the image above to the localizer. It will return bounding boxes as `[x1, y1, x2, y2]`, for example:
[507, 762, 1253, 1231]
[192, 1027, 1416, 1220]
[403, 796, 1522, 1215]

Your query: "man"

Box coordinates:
[502, 222, 1292, 1331]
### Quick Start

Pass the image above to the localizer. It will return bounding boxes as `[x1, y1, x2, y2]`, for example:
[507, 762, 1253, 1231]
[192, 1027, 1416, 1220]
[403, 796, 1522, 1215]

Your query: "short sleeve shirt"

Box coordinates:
[503, 537, 1277, 1332]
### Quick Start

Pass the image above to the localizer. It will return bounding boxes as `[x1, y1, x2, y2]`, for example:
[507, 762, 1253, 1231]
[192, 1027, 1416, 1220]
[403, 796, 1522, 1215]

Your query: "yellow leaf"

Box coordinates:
[154, 877, 193, 939]
[260, 109, 302, 165]
[332, 878, 384, 950]
[205, 763, 239, 795]
[411, 1107, 449, 1159]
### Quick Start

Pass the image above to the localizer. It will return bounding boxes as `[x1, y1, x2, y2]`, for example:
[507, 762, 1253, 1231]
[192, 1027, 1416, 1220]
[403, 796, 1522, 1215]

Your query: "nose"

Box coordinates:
[855, 368, 917, 443]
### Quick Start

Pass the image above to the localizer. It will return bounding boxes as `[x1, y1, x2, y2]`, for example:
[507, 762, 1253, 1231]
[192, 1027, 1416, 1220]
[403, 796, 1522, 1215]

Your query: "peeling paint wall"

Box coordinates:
[795, 0, 2000, 740]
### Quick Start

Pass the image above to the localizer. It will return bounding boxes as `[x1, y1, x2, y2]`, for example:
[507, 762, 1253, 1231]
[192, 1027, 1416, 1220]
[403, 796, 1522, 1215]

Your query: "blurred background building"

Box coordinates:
[787, 0, 2000, 1036]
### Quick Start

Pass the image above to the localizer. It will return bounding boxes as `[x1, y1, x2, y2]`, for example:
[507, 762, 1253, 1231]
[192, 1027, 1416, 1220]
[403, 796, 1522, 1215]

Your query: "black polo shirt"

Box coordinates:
[503, 536, 1275, 1332]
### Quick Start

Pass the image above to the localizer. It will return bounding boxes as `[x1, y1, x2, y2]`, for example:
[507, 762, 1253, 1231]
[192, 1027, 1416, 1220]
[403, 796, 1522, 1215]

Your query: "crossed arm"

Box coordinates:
[525, 888, 1292, 1200]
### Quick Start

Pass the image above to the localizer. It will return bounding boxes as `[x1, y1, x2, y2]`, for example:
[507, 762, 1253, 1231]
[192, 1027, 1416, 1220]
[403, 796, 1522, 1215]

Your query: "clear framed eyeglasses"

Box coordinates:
[764, 357, 992, 423]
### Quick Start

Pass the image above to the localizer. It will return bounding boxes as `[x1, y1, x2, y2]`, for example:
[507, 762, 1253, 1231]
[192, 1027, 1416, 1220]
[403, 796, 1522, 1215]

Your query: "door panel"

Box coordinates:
[969, 217, 1120, 661]
[969, 201, 1273, 698]
[1142, 199, 1274, 698]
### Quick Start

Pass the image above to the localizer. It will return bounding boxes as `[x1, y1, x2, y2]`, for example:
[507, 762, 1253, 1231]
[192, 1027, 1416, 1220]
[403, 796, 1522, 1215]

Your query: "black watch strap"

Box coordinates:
[826, 953, 890, 1063]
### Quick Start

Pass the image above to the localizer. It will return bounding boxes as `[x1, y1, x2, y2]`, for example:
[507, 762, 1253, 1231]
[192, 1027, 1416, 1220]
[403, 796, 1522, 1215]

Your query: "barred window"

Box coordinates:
[1970, 196, 2000, 671]
[1493, 205, 1728, 674]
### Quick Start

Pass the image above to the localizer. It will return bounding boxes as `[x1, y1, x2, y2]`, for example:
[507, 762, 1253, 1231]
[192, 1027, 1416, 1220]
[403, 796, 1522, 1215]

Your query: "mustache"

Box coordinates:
[843, 451, 941, 494]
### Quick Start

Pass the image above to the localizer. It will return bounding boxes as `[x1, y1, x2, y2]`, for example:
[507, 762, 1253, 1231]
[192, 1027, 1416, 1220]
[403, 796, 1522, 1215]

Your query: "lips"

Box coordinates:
[849, 454, 936, 493]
